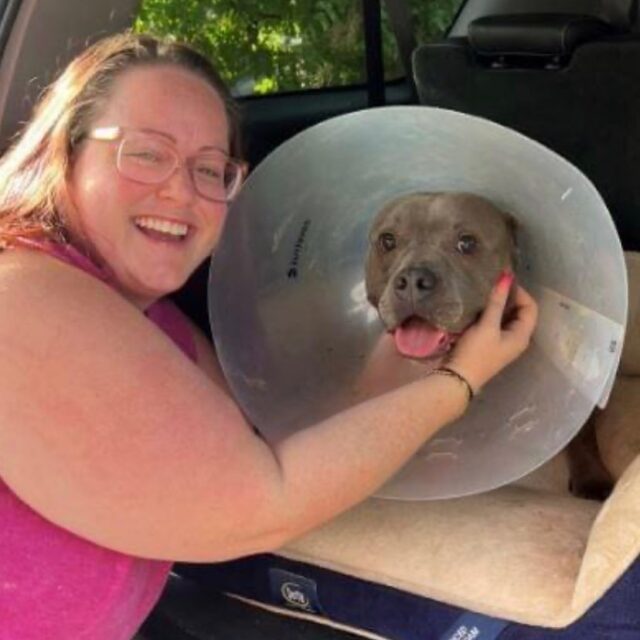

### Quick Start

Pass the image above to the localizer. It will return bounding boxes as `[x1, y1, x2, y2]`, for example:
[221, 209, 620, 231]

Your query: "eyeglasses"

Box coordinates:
[86, 126, 246, 203]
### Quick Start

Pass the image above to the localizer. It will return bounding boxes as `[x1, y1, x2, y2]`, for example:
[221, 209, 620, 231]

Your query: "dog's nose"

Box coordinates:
[394, 267, 438, 300]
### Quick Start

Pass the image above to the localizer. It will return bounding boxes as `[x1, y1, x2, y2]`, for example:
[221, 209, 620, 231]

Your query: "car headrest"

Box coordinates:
[468, 13, 620, 66]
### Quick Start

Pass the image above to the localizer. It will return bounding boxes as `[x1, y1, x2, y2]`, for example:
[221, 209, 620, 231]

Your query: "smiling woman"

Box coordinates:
[0, 30, 535, 640]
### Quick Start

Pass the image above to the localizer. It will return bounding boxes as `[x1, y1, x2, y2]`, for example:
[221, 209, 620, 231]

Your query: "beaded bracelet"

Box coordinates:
[430, 366, 475, 403]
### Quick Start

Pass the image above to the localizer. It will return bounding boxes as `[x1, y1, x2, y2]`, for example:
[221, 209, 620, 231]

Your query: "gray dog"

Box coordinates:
[365, 191, 517, 360]
[364, 190, 613, 500]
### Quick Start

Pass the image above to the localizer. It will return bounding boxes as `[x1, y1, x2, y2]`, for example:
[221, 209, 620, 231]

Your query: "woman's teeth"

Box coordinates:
[135, 216, 189, 238]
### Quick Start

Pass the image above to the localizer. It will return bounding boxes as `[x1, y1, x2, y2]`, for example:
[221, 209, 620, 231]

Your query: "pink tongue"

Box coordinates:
[394, 318, 448, 359]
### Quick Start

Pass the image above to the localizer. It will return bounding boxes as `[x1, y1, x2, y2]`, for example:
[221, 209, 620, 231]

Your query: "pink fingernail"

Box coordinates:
[497, 271, 514, 290]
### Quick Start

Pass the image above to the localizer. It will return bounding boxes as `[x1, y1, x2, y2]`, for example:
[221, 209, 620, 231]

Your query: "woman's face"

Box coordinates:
[66, 64, 233, 309]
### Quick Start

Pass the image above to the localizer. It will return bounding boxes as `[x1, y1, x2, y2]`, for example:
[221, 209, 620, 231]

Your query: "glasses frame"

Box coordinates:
[85, 126, 247, 203]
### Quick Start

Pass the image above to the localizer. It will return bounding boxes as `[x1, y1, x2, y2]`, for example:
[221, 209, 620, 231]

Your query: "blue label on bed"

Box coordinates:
[439, 612, 508, 640]
[269, 568, 324, 615]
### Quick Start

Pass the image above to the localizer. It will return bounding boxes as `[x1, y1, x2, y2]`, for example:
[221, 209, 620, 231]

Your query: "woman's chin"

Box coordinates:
[117, 268, 189, 307]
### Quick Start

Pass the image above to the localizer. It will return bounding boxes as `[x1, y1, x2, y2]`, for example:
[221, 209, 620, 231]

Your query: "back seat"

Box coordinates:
[412, 5, 640, 250]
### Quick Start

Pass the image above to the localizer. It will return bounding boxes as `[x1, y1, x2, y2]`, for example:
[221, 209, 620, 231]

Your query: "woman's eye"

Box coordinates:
[456, 234, 478, 255]
[378, 232, 396, 252]
[196, 165, 223, 182]
[126, 150, 162, 164]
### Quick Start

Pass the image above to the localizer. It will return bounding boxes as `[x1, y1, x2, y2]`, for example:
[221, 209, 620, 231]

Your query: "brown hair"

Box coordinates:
[0, 31, 241, 247]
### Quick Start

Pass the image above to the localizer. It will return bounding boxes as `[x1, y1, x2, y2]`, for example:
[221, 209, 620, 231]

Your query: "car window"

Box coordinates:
[384, 0, 462, 81]
[133, 0, 462, 96]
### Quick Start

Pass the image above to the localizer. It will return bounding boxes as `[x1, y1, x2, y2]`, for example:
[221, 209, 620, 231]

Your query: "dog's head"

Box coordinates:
[365, 192, 517, 359]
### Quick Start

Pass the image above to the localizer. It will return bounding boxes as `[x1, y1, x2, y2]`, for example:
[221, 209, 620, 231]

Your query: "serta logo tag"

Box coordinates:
[440, 613, 508, 640]
[269, 568, 324, 615]
[281, 582, 311, 609]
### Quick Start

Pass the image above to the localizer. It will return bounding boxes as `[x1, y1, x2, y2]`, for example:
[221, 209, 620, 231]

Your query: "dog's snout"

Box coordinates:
[393, 267, 438, 300]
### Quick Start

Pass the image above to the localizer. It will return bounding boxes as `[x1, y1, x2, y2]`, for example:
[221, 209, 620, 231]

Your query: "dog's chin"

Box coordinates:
[390, 316, 461, 360]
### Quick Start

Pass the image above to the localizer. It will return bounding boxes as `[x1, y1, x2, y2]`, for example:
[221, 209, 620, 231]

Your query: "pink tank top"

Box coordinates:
[0, 240, 198, 639]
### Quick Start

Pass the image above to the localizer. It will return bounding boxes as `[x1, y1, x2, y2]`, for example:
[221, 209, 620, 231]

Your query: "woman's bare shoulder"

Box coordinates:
[0, 248, 273, 561]
[0, 248, 141, 332]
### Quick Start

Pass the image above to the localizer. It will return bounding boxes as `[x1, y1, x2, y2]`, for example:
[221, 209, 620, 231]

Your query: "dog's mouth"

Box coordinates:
[391, 316, 460, 360]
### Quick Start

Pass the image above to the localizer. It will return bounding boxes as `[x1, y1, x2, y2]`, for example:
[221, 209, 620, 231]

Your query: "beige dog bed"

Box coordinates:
[267, 251, 640, 629]
[178, 254, 640, 637]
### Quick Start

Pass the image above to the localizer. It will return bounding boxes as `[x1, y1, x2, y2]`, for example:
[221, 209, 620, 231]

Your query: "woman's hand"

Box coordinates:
[445, 273, 538, 393]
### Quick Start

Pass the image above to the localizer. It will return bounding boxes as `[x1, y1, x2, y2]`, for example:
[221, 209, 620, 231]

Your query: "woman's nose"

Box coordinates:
[157, 163, 198, 205]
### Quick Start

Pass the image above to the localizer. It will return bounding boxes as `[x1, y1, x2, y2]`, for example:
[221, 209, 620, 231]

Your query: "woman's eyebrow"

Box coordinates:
[198, 144, 228, 153]
[138, 127, 228, 154]
[138, 126, 175, 141]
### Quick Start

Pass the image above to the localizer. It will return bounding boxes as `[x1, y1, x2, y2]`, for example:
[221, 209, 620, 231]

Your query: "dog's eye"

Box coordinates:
[378, 232, 396, 253]
[456, 234, 478, 255]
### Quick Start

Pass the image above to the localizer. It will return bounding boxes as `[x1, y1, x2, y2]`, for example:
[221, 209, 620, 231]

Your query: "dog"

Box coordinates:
[364, 191, 613, 500]
[365, 192, 517, 360]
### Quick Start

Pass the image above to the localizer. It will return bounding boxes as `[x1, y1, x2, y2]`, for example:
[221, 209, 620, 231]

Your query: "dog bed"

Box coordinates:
[176, 252, 640, 639]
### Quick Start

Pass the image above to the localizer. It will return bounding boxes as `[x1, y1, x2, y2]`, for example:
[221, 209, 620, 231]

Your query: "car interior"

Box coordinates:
[1, 1, 639, 638]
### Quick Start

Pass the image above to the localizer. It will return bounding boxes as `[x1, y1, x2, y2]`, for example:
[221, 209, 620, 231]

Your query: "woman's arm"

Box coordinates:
[0, 252, 535, 562]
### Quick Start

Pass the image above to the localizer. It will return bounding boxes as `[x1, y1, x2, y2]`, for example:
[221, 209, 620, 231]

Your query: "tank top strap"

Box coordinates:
[11, 237, 198, 362]
[11, 237, 110, 282]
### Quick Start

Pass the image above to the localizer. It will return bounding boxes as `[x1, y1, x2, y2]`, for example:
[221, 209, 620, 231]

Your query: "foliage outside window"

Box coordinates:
[134, 0, 462, 96]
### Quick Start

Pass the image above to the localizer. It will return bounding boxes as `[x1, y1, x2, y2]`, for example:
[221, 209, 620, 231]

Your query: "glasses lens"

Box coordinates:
[116, 132, 242, 202]
[192, 153, 242, 202]
[118, 135, 176, 184]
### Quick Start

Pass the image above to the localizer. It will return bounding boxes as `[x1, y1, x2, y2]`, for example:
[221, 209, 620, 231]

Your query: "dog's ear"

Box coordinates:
[502, 211, 520, 270]
[502, 211, 520, 322]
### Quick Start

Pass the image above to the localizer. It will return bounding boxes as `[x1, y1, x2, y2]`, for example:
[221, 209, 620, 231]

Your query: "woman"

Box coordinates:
[0, 32, 537, 640]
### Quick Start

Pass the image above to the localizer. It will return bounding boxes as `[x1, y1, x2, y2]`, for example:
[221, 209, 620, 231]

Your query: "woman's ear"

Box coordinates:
[51, 174, 80, 243]
[54, 179, 72, 221]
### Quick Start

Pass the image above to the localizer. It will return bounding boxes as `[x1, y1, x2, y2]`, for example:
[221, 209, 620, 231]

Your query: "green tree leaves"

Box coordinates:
[134, 0, 460, 95]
